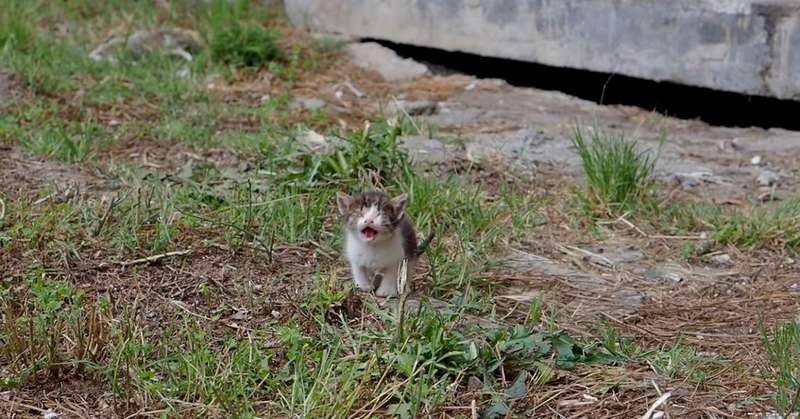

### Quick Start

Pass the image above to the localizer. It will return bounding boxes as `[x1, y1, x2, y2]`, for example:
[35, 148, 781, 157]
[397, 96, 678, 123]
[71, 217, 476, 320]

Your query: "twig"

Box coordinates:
[33, 193, 53, 205]
[616, 214, 649, 237]
[99, 250, 191, 269]
[343, 80, 365, 98]
[390, 96, 424, 135]
[602, 214, 705, 240]
[651, 379, 662, 396]
[170, 299, 214, 321]
[471, 399, 478, 419]
[558, 244, 614, 268]
[640, 392, 671, 419]
[0, 197, 5, 220]
[92, 195, 119, 237]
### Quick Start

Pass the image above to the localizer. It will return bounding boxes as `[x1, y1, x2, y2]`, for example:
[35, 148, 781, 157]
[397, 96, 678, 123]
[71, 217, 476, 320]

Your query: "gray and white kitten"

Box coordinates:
[336, 190, 433, 297]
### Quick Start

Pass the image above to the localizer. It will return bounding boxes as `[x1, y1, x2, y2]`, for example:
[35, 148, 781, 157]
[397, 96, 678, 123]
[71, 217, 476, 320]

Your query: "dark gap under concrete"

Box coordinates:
[369, 39, 800, 131]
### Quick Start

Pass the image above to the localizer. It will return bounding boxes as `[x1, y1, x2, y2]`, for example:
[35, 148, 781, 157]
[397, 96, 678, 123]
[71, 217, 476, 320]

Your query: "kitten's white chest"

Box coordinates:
[345, 230, 404, 271]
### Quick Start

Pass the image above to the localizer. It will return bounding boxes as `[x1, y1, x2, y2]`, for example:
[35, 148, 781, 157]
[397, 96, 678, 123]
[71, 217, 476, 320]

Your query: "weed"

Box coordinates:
[572, 126, 661, 217]
[663, 197, 800, 252]
[0, 269, 109, 388]
[282, 120, 411, 189]
[210, 23, 282, 68]
[206, 0, 282, 68]
[0, 0, 36, 52]
[599, 324, 716, 386]
[762, 321, 800, 415]
[19, 119, 102, 163]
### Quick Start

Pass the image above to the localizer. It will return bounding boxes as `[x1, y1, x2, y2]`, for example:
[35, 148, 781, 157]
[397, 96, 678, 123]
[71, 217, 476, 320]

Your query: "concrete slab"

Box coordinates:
[285, 0, 800, 100]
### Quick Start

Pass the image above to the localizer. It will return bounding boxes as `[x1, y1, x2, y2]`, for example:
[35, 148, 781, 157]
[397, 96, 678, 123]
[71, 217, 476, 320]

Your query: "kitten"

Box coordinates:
[336, 190, 433, 297]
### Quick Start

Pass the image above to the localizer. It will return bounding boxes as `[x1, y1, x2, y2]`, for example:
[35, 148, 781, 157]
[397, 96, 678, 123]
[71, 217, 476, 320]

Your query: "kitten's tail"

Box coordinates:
[415, 231, 435, 256]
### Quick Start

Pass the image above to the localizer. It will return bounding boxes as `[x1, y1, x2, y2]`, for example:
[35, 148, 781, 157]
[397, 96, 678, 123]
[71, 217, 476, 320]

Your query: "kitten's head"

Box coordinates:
[336, 190, 407, 244]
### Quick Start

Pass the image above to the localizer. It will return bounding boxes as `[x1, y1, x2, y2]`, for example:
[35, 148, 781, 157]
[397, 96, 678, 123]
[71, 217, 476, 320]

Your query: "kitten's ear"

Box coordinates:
[391, 193, 408, 218]
[336, 192, 352, 215]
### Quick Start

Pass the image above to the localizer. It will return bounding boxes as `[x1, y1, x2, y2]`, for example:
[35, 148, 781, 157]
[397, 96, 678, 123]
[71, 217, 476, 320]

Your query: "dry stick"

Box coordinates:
[612, 215, 705, 240]
[0, 197, 5, 220]
[99, 250, 192, 269]
[640, 392, 671, 419]
[170, 299, 214, 321]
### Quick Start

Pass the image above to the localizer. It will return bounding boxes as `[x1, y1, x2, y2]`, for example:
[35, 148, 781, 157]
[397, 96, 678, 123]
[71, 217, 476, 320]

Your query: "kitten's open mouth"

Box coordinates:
[361, 227, 377, 241]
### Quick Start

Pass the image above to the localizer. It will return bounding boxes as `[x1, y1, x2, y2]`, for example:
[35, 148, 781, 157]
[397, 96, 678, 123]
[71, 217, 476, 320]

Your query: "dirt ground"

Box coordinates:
[2, 9, 800, 418]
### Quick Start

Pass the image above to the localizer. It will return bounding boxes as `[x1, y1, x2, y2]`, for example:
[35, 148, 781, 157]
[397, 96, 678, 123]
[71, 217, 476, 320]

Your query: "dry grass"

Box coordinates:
[1, 2, 798, 418]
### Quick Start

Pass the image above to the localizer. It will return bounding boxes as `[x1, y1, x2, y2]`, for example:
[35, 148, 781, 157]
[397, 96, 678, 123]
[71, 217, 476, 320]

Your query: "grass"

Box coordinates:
[572, 126, 661, 217]
[0, 0, 325, 159]
[763, 321, 800, 415]
[663, 197, 800, 254]
[1, 267, 622, 417]
[0, 0, 794, 416]
[599, 324, 719, 386]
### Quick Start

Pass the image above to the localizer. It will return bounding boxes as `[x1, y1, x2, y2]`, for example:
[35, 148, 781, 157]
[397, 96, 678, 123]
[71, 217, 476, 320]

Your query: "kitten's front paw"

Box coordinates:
[354, 281, 374, 292]
[374, 283, 398, 298]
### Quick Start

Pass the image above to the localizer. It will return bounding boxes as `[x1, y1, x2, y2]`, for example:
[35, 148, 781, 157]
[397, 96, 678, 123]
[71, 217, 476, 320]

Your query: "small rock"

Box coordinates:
[296, 130, 343, 155]
[89, 28, 201, 64]
[710, 253, 733, 266]
[259, 94, 271, 104]
[386, 99, 438, 117]
[346, 42, 430, 82]
[43, 411, 60, 419]
[756, 170, 780, 187]
[756, 190, 781, 202]
[342, 80, 365, 98]
[270, 310, 281, 318]
[751, 155, 762, 165]
[643, 269, 684, 283]
[230, 310, 251, 321]
[176, 66, 190, 78]
[398, 136, 447, 163]
[465, 142, 505, 165]
[291, 96, 326, 111]
[467, 376, 483, 391]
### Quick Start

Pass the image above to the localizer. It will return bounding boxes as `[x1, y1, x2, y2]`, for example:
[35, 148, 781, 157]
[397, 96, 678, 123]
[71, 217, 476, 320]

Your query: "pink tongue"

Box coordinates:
[362, 227, 376, 240]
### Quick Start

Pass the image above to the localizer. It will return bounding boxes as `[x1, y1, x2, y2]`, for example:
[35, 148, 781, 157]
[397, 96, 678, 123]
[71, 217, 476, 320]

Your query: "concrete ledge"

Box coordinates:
[285, 0, 800, 100]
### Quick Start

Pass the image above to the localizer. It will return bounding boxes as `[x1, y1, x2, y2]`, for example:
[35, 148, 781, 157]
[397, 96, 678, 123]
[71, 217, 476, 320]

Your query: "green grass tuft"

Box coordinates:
[572, 126, 660, 217]
[210, 22, 282, 68]
[663, 197, 800, 253]
[763, 321, 800, 415]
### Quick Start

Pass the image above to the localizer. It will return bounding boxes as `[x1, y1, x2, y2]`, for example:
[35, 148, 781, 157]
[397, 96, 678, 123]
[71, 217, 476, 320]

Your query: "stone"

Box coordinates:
[710, 253, 733, 266]
[285, 0, 800, 100]
[643, 269, 685, 283]
[345, 42, 430, 82]
[467, 376, 483, 392]
[290, 96, 327, 111]
[385, 99, 438, 117]
[502, 250, 645, 311]
[757, 170, 781, 187]
[296, 130, 343, 155]
[89, 28, 202, 64]
[398, 136, 448, 164]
